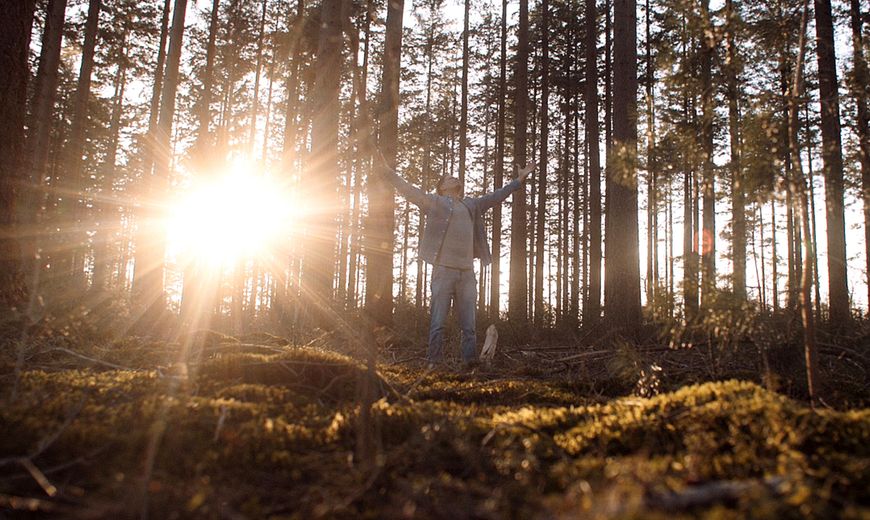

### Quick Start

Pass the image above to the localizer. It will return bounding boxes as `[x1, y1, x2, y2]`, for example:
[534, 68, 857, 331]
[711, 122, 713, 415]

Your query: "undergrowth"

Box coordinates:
[1, 340, 868, 519]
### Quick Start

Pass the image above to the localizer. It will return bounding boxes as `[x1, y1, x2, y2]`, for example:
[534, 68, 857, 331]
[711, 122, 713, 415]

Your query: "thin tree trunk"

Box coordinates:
[196, 0, 220, 151]
[365, 0, 404, 325]
[509, 0, 530, 324]
[21, 0, 68, 303]
[699, 0, 716, 306]
[534, 0, 549, 326]
[771, 200, 779, 311]
[805, 103, 822, 320]
[61, 0, 101, 286]
[132, 0, 188, 327]
[248, 0, 268, 153]
[788, 0, 819, 405]
[303, 0, 342, 315]
[585, 0, 602, 326]
[645, 0, 656, 306]
[458, 0, 470, 184]
[131, 0, 170, 308]
[490, 0, 508, 320]
[92, 36, 129, 291]
[347, 3, 372, 308]
[726, 0, 745, 300]
[848, 0, 870, 315]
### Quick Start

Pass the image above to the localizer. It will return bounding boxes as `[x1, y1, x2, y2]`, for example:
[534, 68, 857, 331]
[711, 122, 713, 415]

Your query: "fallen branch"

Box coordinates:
[646, 477, 786, 512]
[0, 493, 58, 513]
[41, 347, 134, 371]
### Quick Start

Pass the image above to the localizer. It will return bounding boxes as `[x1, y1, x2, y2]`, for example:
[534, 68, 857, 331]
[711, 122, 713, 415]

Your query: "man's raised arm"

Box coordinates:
[376, 150, 432, 209]
[476, 163, 535, 211]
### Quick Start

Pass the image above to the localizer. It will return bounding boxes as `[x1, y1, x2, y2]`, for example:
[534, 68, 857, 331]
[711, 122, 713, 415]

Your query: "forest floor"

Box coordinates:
[1, 329, 869, 519]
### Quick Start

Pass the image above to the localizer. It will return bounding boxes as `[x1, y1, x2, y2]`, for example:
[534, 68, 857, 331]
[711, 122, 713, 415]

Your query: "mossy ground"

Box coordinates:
[1, 340, 868, 519]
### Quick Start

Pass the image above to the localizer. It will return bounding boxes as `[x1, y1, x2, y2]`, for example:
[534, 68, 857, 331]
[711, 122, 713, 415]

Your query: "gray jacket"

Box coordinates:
[383, 170, 522, 266]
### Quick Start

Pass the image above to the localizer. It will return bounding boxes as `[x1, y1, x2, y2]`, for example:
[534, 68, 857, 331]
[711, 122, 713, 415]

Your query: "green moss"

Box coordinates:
[1, 350, 867, 519]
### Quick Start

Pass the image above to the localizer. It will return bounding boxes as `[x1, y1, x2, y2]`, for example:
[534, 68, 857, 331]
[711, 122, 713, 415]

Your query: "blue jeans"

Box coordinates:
[428, 265, 477, 363]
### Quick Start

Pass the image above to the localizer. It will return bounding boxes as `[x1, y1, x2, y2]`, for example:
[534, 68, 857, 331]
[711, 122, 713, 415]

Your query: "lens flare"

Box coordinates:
[167, 170, 294, 266]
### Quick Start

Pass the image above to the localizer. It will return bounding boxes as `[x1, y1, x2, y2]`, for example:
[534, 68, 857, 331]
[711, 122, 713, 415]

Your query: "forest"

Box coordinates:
[0, 0, 869, 517]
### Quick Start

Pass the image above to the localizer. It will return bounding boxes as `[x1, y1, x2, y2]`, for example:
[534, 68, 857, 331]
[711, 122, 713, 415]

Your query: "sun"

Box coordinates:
[167, 169, 295, 266]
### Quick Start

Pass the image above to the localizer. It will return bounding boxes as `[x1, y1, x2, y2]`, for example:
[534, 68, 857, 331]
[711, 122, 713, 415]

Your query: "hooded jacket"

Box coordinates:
[382, 169, 522, 266]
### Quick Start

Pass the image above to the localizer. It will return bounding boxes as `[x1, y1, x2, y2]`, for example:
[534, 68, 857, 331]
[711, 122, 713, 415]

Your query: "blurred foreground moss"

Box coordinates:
[1, 347, 868, 519]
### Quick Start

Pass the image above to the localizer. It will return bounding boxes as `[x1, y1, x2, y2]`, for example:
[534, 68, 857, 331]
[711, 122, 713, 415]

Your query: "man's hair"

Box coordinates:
[436, 175, 461, 195]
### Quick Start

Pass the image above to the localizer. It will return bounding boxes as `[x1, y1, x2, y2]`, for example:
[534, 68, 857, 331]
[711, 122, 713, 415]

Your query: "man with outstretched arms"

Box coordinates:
[378, 153, 535, 368]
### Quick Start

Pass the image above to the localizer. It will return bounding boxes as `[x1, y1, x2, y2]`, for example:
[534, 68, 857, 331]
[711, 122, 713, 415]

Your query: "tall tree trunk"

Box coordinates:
[814, 0, 849, 327]
[534, 0, 549, 326]
[490, 0, 508, 320]
[509, 0, 530, 324]
[132, 0, 188, 327]
[771, 201, 779, 311]
[458, 0, 470, 184]
[61, 0, 101, 285]
[585, 0, 601, 325]
[569, 16, 580, 328]
[681, 16, 699, 319]
[788, 0, 819, 405]
[0, 0, 35, 310]
[726, 0, 745, 300]
[195, 0, 220, 152]
[604, 0, 641, 332]
[248, 0, 268, 153]
[802, 103, 822, 319]
[699, 0, 716, 306]
[92, 36, 129, 292]
[848, 0, 870, 314]
[365, 0, 404, 325]
[130, 0, 169, 308]
[22, 0, 68, 303]
[347, 2, 373, 308]
[25, 0, 68, 200]
[304, 0, 342, 314]
[644, 0, 656, 306]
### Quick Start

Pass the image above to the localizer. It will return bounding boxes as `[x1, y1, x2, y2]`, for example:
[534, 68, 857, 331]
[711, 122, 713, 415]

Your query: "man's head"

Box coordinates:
[436, 175, 463, 198]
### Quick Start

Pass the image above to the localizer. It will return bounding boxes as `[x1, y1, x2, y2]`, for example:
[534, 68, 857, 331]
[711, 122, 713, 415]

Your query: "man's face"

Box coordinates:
[440, 177, 463, 197]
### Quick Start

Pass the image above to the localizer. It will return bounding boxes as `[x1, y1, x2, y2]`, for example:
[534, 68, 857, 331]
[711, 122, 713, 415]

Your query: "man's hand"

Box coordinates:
[515, 163, 535, 183]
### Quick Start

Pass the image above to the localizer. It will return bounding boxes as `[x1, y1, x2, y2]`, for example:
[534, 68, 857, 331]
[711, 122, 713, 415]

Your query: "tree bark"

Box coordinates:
[303, 0, 343, 312]
[725, 0, 745, 300]
[132, 0, 188, 328]
[92, 34, 129, 292]
[848, 0, 870, 314]
[788, 0, 819, 406]
[604, 0, 641, 333]
[585, 0, 601, 326]
[365, 0, 404, 325]
[509, 0, 530, 324]
[700, 0, 716, 306]
[813, 0, 849, 327]
[490, 0, 508, 320]
[534, 0, 549, 326]
[458, 0, 470, 185]
[22, 0, 68, 303]
[0, 0, 35, 310]
[60, 0, 101, 285]
[195, 0, 220, 152]
[644, 0, 657, 306]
